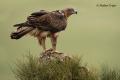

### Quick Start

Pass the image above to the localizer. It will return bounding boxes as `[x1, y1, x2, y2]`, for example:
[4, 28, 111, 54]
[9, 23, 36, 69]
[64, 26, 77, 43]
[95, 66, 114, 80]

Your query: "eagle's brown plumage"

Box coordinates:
[11, 8, 77, 52]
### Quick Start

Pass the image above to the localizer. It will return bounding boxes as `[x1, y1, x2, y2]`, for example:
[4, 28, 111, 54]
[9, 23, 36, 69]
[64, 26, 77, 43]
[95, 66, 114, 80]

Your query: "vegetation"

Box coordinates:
[100, 65, 120, 80]
[13, 54, 120, 80]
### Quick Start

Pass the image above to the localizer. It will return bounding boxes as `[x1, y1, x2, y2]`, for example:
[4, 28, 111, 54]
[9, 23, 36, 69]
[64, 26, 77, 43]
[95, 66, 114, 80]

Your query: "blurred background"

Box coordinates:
[0, 0, 120, 80]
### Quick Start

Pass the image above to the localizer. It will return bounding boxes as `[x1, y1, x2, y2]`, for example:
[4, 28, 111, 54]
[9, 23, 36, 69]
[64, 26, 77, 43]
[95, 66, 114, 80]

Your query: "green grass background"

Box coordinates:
[0, 0, 120, 80]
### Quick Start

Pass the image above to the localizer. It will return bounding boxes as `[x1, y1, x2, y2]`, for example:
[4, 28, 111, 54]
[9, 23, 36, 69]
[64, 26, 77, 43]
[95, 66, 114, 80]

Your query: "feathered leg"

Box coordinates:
[37, 36, 46, 51]
[41, 37, 46, 51]
[37, 31, 49, 52]
[37, 37, 42, 47]
[50, 33, 59, 52]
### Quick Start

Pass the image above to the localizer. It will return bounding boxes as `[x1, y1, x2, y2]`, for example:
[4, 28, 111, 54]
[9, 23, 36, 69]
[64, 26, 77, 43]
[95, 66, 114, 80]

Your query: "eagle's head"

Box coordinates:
[61, 8, 77, 18]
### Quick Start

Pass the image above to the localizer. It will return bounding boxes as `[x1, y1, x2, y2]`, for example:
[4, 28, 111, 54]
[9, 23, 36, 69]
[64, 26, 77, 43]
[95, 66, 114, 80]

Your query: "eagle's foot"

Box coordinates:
[45, 48, 59, 53]
[52, 50, 59, 53]
[46, 48, 54, 52]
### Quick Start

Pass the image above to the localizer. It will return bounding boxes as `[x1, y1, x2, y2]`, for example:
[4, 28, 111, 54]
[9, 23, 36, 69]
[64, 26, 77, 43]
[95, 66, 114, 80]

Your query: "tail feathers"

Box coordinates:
[11, 27, 33, 39]
[14, 22, 29, 27]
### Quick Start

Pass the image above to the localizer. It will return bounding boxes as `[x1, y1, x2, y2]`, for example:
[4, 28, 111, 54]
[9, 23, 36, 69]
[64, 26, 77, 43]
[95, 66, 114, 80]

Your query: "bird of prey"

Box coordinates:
[11, 8, 77, 52]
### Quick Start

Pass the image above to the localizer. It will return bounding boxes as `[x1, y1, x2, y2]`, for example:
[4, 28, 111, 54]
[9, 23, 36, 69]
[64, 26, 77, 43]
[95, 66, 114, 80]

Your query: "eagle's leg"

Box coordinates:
[50, 33, 59, 52]
[41, 37, 46, 51]
[37, 36, 46, 52]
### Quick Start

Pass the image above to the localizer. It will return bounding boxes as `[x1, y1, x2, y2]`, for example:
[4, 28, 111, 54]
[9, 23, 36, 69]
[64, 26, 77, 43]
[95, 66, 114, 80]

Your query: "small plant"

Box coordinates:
[100, 65, 120, 80]
[13, 54, 120, 80]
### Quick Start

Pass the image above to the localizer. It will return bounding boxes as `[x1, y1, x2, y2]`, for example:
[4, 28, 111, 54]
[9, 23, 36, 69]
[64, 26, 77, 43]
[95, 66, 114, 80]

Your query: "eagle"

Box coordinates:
[11, 8, 77, 52]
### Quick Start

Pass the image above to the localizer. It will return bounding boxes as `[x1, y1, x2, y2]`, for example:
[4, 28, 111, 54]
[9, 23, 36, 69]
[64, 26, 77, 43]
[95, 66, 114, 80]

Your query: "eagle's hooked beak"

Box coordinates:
[73, 10, 78, 14]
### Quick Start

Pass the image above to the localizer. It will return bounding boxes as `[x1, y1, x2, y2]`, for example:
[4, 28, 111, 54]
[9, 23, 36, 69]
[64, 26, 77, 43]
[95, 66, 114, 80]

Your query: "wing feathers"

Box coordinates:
[31, 10, 49, 17]
[13, 9, 67, 34]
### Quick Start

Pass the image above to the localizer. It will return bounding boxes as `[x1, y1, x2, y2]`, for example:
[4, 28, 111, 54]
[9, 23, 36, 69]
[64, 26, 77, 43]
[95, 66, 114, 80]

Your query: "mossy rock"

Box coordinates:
[40, 50, 71, 62]
[13, 51, 97, 80]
